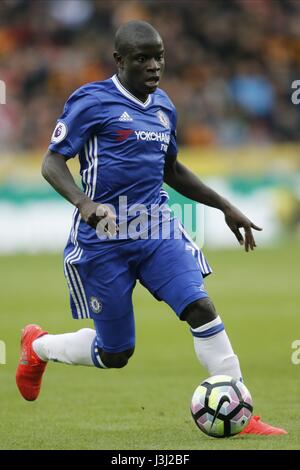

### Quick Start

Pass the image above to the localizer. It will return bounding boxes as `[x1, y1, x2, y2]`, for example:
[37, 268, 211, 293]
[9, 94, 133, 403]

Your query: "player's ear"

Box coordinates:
[113, 51, 124, 69]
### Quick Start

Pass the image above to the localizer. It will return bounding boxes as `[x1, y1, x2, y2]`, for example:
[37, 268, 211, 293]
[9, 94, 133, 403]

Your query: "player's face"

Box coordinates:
[115, 38, 165, 101]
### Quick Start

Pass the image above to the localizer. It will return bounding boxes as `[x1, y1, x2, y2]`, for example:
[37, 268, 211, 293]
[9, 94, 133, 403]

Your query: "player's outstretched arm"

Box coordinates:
[164, 154, 262, 251]
[41, 150, 117, 236]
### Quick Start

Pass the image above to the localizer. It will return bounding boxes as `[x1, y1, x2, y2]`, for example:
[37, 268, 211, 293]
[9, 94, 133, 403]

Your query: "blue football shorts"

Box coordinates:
[63, 221, 212, 353]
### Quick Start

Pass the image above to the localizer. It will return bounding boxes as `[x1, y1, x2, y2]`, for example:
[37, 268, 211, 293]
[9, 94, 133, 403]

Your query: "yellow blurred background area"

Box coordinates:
[0, 144, 299, 253]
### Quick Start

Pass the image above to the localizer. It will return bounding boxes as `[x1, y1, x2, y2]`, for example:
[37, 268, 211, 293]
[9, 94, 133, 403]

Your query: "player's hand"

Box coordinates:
[223, 205, 262, 252]
[78, 199, 118, 238]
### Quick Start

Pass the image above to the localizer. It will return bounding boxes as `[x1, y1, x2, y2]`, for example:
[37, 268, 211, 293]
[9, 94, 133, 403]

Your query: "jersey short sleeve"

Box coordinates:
[167, 106, 178, 157]
[48, 88, 100, 159]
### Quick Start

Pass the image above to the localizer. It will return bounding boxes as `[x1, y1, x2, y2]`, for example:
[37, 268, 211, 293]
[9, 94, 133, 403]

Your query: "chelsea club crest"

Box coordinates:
[89, 296, 102, 314]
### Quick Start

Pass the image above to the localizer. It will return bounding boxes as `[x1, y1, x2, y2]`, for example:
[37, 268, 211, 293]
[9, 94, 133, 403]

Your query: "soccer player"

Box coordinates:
[16, 21, 286, 435]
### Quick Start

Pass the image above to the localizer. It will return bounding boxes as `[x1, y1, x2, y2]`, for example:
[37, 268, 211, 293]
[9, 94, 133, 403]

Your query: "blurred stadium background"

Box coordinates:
[0, 0, 300, 450]
[1, 0, 300, 251]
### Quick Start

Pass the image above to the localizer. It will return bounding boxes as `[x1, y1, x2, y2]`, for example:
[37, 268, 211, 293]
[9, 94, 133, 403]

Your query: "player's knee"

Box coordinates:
[181, 297, 217, 329]
[101, 347, 135, 369]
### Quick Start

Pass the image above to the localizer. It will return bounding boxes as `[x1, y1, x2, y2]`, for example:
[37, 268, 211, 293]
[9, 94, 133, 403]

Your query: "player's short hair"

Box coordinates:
[114, 20, 162, 56]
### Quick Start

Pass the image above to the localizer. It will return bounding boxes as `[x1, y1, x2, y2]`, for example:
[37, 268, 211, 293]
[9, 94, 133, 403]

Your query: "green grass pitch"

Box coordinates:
[0, 243, 299, 450]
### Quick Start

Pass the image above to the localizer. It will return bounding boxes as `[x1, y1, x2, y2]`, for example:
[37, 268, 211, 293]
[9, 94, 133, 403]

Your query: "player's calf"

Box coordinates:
[98, 347, 135, 369]
[181, 297, 217, 328]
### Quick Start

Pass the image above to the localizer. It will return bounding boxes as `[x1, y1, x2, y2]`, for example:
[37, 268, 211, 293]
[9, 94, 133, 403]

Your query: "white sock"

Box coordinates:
[191, 315, 242, 380]
[33, 328, 97, 367]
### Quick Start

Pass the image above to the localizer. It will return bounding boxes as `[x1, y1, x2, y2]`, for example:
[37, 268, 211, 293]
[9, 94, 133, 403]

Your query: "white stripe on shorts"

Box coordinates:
[65, 135, 98, 319]
[179, 222, 212, 276]
[64, 246, 90, 319]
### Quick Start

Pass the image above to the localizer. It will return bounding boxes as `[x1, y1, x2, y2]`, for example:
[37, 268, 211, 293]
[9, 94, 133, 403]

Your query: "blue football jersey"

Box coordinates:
[49, 74, 178, 246]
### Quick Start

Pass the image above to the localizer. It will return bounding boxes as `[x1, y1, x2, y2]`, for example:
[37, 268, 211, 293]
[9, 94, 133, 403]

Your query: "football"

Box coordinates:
[191, 375, 253, 438]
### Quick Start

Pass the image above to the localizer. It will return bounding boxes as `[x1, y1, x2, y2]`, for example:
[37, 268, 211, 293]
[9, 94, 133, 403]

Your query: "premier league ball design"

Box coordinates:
[191, 375, 253, 438]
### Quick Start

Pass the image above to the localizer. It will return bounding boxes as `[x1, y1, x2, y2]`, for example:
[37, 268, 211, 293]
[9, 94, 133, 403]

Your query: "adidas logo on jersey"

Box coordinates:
[119, 111, 133, 122]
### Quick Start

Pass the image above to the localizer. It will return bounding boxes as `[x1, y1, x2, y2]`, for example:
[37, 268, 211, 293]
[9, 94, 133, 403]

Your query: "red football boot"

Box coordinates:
[240, 415, 288, 435]
[16, 324, 48, 401]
